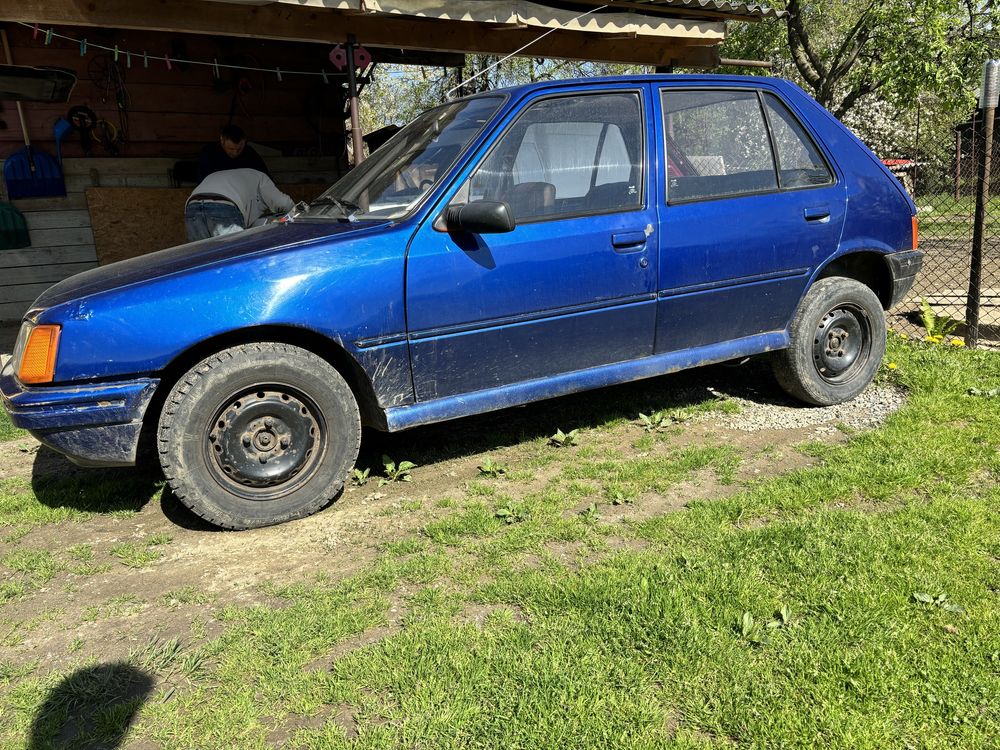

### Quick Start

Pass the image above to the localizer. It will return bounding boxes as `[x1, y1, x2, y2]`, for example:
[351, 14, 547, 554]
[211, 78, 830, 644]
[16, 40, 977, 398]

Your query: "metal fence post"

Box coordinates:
[968, 60, 999, 348]
[955, 129, 961, 200]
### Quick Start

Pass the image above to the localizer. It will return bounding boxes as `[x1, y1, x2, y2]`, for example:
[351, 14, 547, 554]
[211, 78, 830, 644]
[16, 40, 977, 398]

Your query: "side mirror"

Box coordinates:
[445, 200, 515, 234]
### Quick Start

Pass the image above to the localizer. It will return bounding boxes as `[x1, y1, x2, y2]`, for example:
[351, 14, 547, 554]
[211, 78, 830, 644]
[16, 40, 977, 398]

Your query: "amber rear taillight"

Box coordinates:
[912, 216, 919, 250]
[18, 325, 60, 384]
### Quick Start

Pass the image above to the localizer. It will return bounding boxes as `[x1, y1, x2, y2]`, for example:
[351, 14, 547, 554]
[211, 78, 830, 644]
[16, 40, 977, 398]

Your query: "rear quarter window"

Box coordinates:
[762, 92, 834, 189]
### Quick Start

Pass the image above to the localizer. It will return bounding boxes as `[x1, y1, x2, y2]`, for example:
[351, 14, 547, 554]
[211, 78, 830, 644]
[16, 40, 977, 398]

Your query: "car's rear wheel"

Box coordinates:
[772, 277, 886, 406]
[157, 343, 360, 529]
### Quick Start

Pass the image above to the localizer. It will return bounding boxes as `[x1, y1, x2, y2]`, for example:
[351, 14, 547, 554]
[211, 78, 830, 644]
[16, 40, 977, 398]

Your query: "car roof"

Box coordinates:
[461, 74, 790, 101]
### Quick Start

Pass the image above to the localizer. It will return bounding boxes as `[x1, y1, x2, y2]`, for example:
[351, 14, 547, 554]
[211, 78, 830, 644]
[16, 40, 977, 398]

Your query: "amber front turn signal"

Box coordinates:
[912, 216, 919, 250]
[18, 324, 61, 384]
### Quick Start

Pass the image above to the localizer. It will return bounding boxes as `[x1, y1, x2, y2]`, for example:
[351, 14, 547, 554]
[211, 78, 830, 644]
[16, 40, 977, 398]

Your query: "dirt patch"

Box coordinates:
[541, 539, 587, 569]
[0, 456, 449, 678]
[0, 437, 43, 480]
[602, 536, 650, 553]
[456, 602, 528, 628]
[266, 704, 342, 745]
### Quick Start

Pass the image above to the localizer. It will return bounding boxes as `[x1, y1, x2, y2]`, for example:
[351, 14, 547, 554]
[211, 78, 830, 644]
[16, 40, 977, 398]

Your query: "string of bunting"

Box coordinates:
[20, 21, 359, 81]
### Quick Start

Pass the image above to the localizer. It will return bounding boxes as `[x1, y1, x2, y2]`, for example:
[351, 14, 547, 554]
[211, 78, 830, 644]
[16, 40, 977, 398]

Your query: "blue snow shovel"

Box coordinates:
[1, 29, 65, 199]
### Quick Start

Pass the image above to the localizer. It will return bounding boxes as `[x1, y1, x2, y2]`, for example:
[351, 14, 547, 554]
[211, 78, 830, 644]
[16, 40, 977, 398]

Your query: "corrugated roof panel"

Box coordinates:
[623, 0, 785, 20]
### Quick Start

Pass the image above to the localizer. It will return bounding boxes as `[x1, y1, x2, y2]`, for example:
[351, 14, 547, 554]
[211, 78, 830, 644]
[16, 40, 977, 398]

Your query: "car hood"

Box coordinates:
[31, 220, 391, 312]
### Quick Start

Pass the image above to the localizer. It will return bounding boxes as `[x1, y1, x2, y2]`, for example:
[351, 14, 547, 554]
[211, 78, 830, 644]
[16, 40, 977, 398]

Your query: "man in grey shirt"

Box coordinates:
[184, 168, 295, 242]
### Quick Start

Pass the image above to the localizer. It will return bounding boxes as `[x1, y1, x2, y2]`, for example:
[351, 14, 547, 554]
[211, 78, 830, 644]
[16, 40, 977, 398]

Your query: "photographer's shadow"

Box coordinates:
[28, 662, 154, 749]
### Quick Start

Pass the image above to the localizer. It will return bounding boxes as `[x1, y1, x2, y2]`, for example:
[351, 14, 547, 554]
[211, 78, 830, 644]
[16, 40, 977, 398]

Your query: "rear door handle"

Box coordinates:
[611, 230, 647, 252]
[804, 205, 831, 222]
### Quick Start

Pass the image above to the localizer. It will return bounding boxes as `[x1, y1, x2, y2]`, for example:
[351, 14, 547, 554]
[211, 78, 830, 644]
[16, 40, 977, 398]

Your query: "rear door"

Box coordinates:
[406, 86, 658, 400]
[653, 85, 847, 352]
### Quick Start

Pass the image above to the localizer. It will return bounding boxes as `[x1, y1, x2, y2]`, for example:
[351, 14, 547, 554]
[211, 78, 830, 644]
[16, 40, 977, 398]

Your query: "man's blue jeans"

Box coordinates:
[184, 201, 245, 242]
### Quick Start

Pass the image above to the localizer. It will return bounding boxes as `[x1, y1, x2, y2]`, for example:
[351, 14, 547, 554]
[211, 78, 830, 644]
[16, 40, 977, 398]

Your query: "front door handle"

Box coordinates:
[611, 230, 647, 252]
[804, 205, 831, 222]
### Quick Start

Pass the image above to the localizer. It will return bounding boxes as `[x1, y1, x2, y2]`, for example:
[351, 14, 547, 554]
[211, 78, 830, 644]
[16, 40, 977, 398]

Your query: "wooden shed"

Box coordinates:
[0, 0, 780, 324]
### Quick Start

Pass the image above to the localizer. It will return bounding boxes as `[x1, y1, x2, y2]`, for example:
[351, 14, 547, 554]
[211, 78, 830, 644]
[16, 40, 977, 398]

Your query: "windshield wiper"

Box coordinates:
[308, 196, 362, 221]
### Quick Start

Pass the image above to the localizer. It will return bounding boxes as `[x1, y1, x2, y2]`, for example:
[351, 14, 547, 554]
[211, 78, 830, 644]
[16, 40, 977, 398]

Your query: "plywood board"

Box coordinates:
[86, 187, 189, 266]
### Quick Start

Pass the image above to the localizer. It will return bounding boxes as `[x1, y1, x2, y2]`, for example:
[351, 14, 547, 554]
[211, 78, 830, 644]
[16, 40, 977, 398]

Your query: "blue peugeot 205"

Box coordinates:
[1, 75, 921, 529]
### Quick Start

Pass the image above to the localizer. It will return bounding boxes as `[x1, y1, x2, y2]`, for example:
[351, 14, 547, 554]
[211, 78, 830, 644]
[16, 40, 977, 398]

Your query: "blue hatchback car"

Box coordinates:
[1, 75, 921, 528]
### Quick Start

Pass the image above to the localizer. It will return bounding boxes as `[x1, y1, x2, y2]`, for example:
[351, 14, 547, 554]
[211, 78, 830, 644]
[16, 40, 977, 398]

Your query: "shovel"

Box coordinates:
[1, 28, 65, 199]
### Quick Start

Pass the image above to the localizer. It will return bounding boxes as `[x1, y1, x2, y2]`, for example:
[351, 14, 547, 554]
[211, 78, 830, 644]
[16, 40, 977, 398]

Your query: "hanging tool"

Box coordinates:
[67, 104, 97, 157]
[1, 28, 65, 198]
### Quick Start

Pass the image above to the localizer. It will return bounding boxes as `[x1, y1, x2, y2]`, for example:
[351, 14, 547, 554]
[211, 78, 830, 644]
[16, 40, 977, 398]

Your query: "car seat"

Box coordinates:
[508, 181, 555, 219]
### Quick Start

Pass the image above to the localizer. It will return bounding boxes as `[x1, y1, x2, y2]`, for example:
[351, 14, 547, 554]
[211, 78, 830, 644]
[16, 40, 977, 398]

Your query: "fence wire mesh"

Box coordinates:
[887, 108, 1000, 347]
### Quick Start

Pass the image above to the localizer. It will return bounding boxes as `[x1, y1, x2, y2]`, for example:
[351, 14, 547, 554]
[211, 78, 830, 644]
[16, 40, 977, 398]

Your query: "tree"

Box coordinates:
[724, 0, 997, 118]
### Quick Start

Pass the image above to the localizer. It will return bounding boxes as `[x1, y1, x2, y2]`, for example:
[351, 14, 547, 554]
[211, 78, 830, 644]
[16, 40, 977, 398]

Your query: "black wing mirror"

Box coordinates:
[445, 200, 515, 234]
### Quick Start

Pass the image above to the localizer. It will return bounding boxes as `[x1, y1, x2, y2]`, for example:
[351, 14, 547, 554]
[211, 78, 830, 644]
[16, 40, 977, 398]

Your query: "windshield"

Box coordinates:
[301, 95, 504, 221]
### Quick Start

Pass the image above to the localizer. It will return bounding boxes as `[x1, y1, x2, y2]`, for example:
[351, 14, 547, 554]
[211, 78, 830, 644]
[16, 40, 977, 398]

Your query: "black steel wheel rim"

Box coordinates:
[205, 385, 326, 500]
[812, 303, 871, 384]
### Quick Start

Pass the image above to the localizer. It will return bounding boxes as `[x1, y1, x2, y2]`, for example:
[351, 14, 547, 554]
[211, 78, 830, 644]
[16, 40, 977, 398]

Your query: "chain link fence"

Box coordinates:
[886, 106, 1000, 347]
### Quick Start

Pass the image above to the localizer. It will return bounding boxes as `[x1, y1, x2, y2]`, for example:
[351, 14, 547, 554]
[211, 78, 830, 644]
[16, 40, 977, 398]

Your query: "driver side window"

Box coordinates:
[456, 92, 643, 224]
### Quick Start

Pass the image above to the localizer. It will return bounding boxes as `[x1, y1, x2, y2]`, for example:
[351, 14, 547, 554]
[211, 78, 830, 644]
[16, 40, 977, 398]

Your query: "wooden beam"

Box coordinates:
[719, 57, 774, 69]
[0, 0, 722, 67]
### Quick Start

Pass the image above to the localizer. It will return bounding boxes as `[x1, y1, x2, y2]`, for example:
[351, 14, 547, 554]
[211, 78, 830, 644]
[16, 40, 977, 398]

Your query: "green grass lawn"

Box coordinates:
[912, 192, 1000, 238]
[3, 337, 1000, 749]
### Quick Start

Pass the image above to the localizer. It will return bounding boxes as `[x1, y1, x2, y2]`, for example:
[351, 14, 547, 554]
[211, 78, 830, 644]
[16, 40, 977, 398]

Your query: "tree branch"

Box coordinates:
[785, 0, 826, 90]
[828, 3, 876, 81]
[833, 78, 885, 119]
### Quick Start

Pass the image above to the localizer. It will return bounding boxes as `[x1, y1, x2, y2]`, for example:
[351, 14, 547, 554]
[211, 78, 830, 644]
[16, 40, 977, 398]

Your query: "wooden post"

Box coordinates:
[346, 34, 365, 166]
[968, 60, 998, 348]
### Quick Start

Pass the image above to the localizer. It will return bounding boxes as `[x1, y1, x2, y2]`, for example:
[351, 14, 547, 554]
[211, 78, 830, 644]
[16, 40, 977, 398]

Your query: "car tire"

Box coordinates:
[157, 342, 361, 529]
[772, 277, 886, 406]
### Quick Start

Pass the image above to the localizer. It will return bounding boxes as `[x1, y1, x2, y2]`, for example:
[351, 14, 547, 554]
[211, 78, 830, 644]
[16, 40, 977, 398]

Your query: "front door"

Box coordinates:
[406, 87, 659, 400]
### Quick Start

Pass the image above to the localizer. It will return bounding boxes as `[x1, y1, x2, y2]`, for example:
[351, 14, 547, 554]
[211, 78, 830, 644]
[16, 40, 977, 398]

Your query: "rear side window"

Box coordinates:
[662, 89, 777, 203]
[763, 93, 833, 188]
[459, 92, 644, 223]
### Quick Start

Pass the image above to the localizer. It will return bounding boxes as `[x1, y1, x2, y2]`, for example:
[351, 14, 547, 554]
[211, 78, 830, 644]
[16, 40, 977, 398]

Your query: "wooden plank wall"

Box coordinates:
[0, 156, 343, 322]
[1, 23, 348, 159]
[0, 191, 94, 323]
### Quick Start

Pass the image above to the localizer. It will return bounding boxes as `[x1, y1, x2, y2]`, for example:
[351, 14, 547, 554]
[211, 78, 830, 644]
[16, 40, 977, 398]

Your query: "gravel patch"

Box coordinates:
[710, 382, 906, 435]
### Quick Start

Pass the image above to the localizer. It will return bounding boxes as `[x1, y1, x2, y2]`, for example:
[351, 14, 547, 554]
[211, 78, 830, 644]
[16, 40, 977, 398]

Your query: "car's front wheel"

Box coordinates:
[157, 342, 361, 529]
[772, 277, 886, 406]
